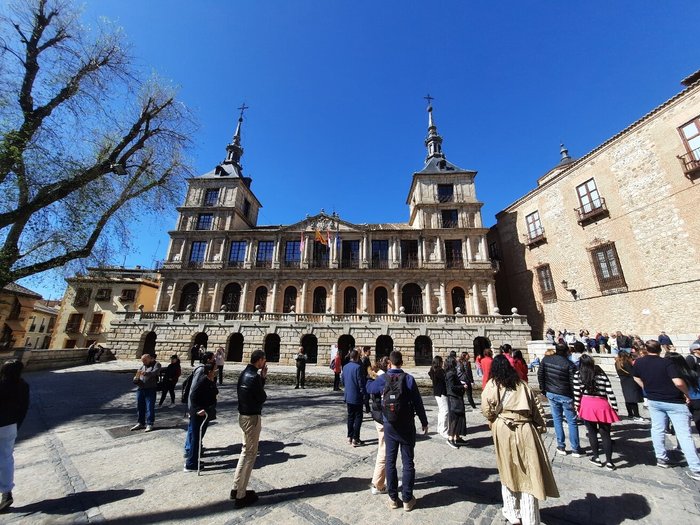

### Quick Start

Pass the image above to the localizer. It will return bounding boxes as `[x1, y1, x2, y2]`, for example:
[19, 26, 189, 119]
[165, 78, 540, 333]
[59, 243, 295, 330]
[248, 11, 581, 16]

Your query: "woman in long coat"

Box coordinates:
[614, 352, 644, 420]
[445, 355, 467, 448]
[482, 355, 558, 525]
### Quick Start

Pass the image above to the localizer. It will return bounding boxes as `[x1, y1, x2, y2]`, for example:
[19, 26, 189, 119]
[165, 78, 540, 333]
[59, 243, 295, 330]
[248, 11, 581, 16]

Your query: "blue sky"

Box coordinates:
[21, 0, 700, 298]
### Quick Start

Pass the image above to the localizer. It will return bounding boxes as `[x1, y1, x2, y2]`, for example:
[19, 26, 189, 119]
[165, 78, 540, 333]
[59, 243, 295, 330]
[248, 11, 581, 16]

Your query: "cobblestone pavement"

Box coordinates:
[5, 361, 700, 524]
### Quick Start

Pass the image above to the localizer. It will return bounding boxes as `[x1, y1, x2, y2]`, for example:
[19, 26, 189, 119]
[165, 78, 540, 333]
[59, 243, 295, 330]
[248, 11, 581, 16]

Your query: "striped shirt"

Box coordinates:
[572, 369, 618, 412]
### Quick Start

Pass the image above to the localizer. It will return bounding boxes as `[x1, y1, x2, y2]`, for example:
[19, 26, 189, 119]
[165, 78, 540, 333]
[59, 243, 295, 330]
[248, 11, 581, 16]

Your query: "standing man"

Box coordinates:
[361, 348, 372, 413]
[190, 344, 199, 367]
[295, 347, 307, 389]
[184, 351, 215, 459]
[215, 347, 225, 385]
[687, 343, 700, 374]
[343, 349, 366, 446]
[332, 350, 342, 391]
[183, 363, 218, 472]
[231, 350, 268, 508]
[633, 340, 700, 480]
[130, 353, 161, 432]
[537, 343, 583, 457]
[366, 351, 428, 512]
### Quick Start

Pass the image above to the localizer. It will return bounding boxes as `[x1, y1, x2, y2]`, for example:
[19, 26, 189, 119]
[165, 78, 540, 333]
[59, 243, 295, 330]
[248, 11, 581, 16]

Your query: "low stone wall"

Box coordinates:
[0, 347, 115, 371]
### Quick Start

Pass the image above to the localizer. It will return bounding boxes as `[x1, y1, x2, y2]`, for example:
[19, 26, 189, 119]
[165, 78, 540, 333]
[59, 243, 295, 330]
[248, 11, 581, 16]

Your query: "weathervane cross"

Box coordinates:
[237, 103, 249, 119]
[424, 94, 434, 106]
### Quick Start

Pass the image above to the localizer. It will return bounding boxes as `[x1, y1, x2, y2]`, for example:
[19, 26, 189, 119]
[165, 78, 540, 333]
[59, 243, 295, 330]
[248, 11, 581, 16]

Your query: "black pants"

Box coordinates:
[584, 420, 613, 463]
[218, 365, 224, 385]
[465, 384, 476, 409]
[159, 381, 176, 405]
[625, 402, 640, 418]
[296, 367, 305, 387]
[346, 403, 363, 441]
[333, 373, 341, 391]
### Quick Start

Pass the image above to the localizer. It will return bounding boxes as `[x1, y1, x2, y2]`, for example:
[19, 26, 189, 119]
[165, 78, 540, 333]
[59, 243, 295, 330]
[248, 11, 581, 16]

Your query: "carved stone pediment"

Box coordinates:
[282, 212, 366, 233]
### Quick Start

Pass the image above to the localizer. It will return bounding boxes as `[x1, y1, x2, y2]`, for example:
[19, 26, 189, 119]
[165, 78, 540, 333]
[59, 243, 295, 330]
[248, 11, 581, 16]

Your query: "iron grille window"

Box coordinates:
[254, 286, 268, 311]
[441, 209, 459, 228]
[228, 241, 247, 266]
[73, 288, 91, 307]
[591, 243, 627, 292]
[401, 240, 419, 268]
[66, 313, 83, 332]
[256, 241, 274, 268]
[88, 313, 103, 334]
[341, 240, 360, 268]
[536, 265, 557, 302]
[284, 241, 301, 267]
[203, 188, 219, 206]
[196, 214, 213, 230]
[371, 240, 389, 268]
[444, 239, 463, 268]
[437, 184, 454, 202]
[189, 241, 207, 263]
[312, 241, 329, 268]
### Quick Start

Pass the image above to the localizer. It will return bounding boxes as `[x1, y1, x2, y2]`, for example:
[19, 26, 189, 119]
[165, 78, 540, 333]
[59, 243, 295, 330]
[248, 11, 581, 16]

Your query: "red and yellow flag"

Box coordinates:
[314, 230, 327, 245]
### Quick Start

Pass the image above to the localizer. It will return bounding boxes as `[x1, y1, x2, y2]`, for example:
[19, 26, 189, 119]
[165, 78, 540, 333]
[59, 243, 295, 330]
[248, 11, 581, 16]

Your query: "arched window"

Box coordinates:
[178, 282, 199, 311]
[343, 287, 357, 313]
[451, 286, 466, 314]
[264, 333, 281, 362]
[283, 286, 297, 313]
[374, 286, 388, 314]
[254, 286, 268, 312]
[376, 335, 393, 359]
[312, 287, 327, 313]
[415, 335, 432, 366]
[222, 283, 242, 312]
[402, 282, 423, 321]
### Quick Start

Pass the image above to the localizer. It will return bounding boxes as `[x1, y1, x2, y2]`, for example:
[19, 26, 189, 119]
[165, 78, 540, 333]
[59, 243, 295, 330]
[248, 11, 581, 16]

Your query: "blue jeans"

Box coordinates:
[648, 400, 700, 472]
[384, 423, 416, 502]
[184, 414, 210, 457]
[546, 392, 580, 451]
[136, 388, 156, 426]
[184, 414, 207, 469]
[0, 423, 17, 493]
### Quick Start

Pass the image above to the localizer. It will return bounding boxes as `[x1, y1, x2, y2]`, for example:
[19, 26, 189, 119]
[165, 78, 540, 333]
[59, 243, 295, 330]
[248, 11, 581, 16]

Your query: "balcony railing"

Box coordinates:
[371, 259, 389, 269]
[255, 260, 272, 269]
[524, 228, 547, 248]
[441, 219, 459, 228]
[283, 260, 300, 269]
[310, 259, 329, 268]
[575, 197, 609, 225]
[226, 260, 245, 268]
[678, 148, 700, 179]
[340, 258, 360, 269]
[437, 193, 454, 203]
[445, 256, 464, 269]
[65, 323, 82, 333]
[401, 255, 419, 269]
[186, 260, 204, 269]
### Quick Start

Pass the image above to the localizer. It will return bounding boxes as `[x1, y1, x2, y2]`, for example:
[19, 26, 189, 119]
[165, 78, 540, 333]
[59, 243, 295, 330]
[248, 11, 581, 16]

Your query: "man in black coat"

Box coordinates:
[231, 350, 267, 508]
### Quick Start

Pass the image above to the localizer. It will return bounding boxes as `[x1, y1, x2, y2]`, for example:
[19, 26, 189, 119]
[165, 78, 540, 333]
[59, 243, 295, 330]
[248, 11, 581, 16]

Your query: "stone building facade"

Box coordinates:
[107, 105, 531, 364]
[489, 71, 700, 346]
[54, 267, 159, 349]
[0, 283, 42, 350]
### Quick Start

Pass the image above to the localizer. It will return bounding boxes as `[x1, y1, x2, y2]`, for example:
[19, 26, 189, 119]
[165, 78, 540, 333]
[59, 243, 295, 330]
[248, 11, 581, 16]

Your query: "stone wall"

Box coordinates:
[0, 347, 113, 371]
[107, 312, 532, 365]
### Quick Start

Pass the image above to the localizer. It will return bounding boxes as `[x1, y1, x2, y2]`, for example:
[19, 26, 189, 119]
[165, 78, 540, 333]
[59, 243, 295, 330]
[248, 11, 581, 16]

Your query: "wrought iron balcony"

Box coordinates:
[255, 260, 272, 269]
[282, 260, 300, 269]
[340, 258, 360, 269]
[371, 259, 389, 269]
[678, 148, 700, 179]
[575, 197, 609, 225]
[401, 255, 419, 269]
[445, 256, 464, 269]
[226, 260, 245, 269]
[524, 228, 547, 248]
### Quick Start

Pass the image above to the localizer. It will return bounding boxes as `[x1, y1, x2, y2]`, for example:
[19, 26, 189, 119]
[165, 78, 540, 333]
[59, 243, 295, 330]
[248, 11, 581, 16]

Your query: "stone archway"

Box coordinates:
[451, 286, 466, 314]
[312, 286, 327, 313]
[222, 283, 242, 312]
[343, 287, 357, 313]
[227, 332, 244, 362]
[414, 335, 432, 366]
[179, 282, 199, 311]
[141, 331, 157, 357]
[264, 333, 281, 362]
[338, 334, 355, 363]
[402, 283, 423, 321]
[375, 335, 393, 360]
[473, 336, 491, 359]
[301, 333, 318, 364]
[374, 286, 388, 314]
[193, 332, 208, 350]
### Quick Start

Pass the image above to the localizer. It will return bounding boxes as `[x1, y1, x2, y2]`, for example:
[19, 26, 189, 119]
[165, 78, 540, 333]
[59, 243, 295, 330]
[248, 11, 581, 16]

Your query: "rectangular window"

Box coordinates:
[680, 117, 700, 158]
[591, 242, 627, 292]
[284, 240, 301, 268]
[371, 240, 389, 269]
[228, 240, 247, 267]
[441, 209, 459, 228]
[536, 264, 557, 302]
[341, 240, 360, 268]
[243, 198, 251, 218]
[64, 339, 77, 349]
[95, 288, 111, 301]
[189, 241, 207, 263]
[256, 240, 274, 268]
[120, 289, 136, 301]
[488, 241, 499, 260]
[73, 288, 91, 307]
[401, 240, 419, 268]
[525, 211, 544, 240]
[88, 313, 103, 334]
[196, 213, 213, 230]
[312, 241, 329, 268]
[66, 313, 83, 333]
[576, 179, 602, 214]
[203, 188, 219, 206]
[437, 184, 454, 202]
[444, 240, 463, 268]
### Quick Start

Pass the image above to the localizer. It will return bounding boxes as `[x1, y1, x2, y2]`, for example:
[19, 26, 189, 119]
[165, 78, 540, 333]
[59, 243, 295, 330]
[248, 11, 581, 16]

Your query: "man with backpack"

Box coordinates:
[366, 351, 428, 512]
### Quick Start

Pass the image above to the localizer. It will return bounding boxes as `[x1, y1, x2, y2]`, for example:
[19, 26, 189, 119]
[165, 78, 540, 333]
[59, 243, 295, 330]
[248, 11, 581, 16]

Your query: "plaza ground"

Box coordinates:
[5, 360, 700, 524]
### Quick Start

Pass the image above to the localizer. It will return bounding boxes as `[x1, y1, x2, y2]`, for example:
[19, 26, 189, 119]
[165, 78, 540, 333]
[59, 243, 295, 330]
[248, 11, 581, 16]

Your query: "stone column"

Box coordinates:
[331, 281, 338, 314]
[418, 238, 424, 266]
[436, 236, 444, 262]
[361, 234, 368, 267]
[466, 237, 473, 262]
[362, 281, 369, 312]
[439, 282, 447, 314]
[303, 234, 310, 264]
[480, 236, 488, 261]
[178, 240, 186, 262]
[169, 280, 179, 310]
[155, 280, 167, 311]
[393, 282, 400, 314]
[462, 237, 469, 263]
[195, 281, 206, 312]
[273, 235, 282, 269]
[219, 238, 227, 264]
[424, 281, 432, 315]
[241, 281, 249, 312]
[300, 281, 307, 313]
[211, 281, 221, 312]
[270, 280, 279, 312]
[487, 282, 496, 314]
[471, 282, 480, 315]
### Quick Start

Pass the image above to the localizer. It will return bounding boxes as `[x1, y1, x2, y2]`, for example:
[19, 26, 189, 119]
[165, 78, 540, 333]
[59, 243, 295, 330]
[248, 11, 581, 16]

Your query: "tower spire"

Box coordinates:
[224, 103, 249, 168]
[423, 94, 445, 162]
[559, 142, 573, 165]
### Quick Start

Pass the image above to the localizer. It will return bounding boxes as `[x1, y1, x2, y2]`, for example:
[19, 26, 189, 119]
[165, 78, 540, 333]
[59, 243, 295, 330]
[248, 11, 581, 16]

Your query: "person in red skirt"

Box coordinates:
[572, 354, 620, 470]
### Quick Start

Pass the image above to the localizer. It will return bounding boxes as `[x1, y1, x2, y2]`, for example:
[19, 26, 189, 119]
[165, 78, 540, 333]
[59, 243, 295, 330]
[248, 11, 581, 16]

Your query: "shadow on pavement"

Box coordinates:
[541, 492, 651, 524]
[417, 466, 500, 509]
[10, 489, 144, 516]
[201, 440, 306, 472]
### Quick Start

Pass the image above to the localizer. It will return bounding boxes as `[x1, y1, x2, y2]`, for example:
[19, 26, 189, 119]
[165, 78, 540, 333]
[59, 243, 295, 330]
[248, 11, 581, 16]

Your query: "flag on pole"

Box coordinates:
[299, 231, 305, 254]
[315, 230, 327, 246]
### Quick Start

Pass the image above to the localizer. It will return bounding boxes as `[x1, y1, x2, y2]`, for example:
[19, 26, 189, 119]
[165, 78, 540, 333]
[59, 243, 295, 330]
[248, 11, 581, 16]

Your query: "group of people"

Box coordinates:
[546, 327, 683, 356]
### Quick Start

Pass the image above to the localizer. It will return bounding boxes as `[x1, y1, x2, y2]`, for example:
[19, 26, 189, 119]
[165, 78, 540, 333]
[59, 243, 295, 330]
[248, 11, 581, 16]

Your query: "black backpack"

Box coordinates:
[180, 365, 202, 404]
[382, 372, 407, 424]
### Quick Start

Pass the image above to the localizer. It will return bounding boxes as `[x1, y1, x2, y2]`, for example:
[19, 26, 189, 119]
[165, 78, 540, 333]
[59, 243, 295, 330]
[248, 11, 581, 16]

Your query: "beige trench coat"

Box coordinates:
[481, 379, 559, 501]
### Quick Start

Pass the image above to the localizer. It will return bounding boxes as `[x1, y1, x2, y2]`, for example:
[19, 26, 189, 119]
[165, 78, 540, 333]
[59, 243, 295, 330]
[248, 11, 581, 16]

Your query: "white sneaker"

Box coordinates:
[370, 484, 386, 495]
[144, 425, 153, 432]
[130, 423, 144, 431]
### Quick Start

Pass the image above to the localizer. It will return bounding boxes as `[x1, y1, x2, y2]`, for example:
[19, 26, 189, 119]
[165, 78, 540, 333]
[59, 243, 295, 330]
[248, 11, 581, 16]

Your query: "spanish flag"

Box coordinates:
[315, 230, 327, 246]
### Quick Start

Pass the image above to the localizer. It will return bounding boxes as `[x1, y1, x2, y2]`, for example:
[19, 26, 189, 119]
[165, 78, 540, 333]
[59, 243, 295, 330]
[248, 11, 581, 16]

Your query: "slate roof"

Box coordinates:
[2, 282, 42, 299]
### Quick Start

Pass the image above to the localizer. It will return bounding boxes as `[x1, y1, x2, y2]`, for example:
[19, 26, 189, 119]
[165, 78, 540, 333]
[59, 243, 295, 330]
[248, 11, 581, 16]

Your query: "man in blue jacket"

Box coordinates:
[343, 349, 366, 446]
[366, 350, 428, 512]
